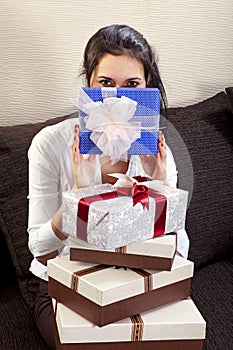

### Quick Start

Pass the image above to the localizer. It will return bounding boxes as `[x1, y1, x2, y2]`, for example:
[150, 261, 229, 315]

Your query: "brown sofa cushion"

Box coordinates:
[226, 87, 233, 114]
[0, 113, 73, 306]
[166, 90, 233, 268]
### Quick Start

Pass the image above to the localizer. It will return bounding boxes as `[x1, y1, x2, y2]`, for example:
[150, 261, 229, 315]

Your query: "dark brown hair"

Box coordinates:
[81, 24, 167, 112]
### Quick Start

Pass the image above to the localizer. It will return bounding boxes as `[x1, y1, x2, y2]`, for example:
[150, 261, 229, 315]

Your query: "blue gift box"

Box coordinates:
[78, 87, 160, 155]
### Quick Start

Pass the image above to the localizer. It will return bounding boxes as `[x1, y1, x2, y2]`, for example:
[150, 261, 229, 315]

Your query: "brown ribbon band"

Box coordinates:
[71, 265, 153, 293]
[131, 268, 153, 292]
[130, 314, 144, 341]
[115, 246, 127, 253]
[71, 264, 109, 292]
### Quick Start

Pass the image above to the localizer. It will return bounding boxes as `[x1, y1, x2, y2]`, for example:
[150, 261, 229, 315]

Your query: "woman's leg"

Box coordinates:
[34, 279, 56, 350]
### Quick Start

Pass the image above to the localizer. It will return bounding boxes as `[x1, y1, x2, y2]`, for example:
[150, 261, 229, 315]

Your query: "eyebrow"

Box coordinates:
[97, 76, 143, 81]
[97, 76, 113, 80]
[126, 77, 143, 81]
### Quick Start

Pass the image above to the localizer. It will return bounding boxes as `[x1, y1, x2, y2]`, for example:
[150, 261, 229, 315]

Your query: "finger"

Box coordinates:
[158, 130, 166, 146]
[155, 151, 161, 164]
[140, 155, 157, 178]
[87, 154, 96, 164]
[158, 130, 166, 145]
[73, 125, 83, 160]
[74, 124, 80, 146]
[158, 141, 167, 162]
[140, 154, 151, 164]
[72, 142, 83, 165]
[74, 123, 79, 133]
[159, 130, 163, 142]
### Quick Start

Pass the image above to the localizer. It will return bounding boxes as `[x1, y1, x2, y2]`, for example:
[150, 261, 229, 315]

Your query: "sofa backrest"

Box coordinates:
[0, 90, 232, 307]
[0, 114, 68, 305]
[166, 90, 233, 267]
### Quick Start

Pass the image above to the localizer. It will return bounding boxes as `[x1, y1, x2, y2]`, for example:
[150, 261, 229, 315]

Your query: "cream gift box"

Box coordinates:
[48, 254, 193, 327]
[52, 299, 206, 350]
[62, 180, 188, 250]
[69, 233, 177, 271]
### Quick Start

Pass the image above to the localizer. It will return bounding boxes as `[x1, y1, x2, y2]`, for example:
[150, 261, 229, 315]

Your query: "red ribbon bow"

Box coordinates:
[131, 183, 149, 210]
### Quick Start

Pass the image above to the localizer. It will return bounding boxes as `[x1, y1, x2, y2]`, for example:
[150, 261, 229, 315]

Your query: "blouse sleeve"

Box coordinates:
[166, 146, 178, 188]
[27, 127, 66, 258]
[166, 146, 190, 258]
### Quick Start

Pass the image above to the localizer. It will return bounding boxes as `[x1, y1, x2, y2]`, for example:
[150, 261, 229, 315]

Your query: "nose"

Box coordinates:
[115, 84, 125, 88]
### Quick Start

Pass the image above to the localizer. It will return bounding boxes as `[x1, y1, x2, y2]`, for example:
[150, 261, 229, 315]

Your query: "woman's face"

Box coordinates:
[89, 53, 146, 88]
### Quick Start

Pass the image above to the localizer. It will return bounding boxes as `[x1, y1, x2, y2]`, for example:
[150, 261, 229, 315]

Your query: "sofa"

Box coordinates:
[0, 88, 233, 350]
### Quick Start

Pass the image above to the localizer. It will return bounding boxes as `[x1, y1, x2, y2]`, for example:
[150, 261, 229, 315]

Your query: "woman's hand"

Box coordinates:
[140, 131, 168, 184]
[72, 124, 96, 189]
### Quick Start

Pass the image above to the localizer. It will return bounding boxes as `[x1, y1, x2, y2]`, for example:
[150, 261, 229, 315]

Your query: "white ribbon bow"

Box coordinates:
[109, 172, 166, 191]
[78, 89, 141, 164]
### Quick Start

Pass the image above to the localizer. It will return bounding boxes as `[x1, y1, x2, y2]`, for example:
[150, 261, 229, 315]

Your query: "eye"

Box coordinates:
[125, 81, 139, 88]
[99, 79, 114, 87]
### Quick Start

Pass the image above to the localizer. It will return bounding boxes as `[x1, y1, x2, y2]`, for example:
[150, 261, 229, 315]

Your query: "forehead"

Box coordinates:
[95, 53, 145, 78]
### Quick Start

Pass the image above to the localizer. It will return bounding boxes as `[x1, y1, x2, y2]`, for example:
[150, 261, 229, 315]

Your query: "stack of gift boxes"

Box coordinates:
[47, 180, 206, 350]
[47, 87, 206, 349]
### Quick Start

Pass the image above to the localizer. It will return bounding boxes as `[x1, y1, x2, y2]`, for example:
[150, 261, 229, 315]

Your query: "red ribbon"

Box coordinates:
[149, 188, 167, 237]
[132, 183, 149, 210]
[77, 186, 167, 241]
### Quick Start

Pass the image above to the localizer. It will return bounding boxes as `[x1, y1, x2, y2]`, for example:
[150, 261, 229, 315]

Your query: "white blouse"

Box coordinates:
[27, 118, 189, 281]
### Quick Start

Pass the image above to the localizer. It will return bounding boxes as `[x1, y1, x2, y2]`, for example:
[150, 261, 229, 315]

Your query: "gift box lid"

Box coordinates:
[48, 254, 193, 306]
[79, 87, 160, 118]
[69, 233, 177, 259]
[53, 298, 206, 343]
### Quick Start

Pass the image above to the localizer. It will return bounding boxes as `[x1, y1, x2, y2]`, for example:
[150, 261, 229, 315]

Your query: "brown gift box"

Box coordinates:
[48, 254, 193, 327]
[52, 299, 206, 350]
[69, 233, 177, 271]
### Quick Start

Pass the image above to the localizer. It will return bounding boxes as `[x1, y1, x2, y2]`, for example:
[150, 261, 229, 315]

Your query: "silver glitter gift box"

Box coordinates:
[62, 182, 188, 250]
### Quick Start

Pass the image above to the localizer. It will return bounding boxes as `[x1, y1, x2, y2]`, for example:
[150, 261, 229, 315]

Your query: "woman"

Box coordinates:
[28, 24, 189, 349]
